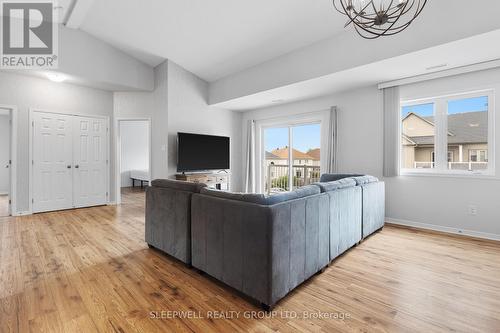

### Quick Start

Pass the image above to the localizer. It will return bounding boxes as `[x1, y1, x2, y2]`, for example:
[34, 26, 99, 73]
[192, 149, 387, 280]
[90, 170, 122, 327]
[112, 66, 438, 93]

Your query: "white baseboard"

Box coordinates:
[13, 211, 32, 216]
[386, 217, 500, 242]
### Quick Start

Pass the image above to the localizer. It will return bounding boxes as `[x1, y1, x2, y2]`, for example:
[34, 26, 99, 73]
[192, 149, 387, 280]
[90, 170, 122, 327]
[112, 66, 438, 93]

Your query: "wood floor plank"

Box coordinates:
[0, 187, 499, 333]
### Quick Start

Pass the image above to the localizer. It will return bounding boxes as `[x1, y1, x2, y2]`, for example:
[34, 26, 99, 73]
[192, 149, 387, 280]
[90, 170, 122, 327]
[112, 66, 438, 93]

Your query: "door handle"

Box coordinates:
[5, 165, 8, 169]
[67, 165, 72, 169]
[75, 165, 79, 169]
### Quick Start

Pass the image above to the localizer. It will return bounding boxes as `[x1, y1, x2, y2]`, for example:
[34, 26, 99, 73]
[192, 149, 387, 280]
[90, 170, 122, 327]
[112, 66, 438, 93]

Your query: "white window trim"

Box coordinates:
[254, 110, 330, 194]
[400, 89, 495, 177]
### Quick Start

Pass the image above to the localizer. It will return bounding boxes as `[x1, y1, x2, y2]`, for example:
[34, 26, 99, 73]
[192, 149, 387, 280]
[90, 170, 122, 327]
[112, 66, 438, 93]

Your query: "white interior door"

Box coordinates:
[0, 111, 10, 216]
[0, 113, 10, 195]
[73, 116, 108, 208]
[33, 112, 73, 213]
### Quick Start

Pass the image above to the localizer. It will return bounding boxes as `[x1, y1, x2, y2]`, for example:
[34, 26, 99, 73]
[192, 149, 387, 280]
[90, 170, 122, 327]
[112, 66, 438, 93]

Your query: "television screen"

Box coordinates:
[177, 132, 230, 172]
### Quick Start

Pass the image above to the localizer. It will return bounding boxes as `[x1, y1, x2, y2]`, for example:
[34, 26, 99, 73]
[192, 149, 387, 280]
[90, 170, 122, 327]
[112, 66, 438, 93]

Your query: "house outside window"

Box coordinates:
[401, 90, 494, 176]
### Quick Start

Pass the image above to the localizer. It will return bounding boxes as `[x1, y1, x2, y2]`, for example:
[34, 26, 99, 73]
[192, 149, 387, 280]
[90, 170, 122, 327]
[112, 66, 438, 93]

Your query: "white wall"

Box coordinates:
[120, 121, 149, 187]
[0, 114, 9, 194]
[57, 25, 154, 91]
[241, 85, 384, 190]
[241, 67, 500, 239]
[114, 62, 169, 181]
[388, 67, 500, 239]
[0, 71, 114, 214]
[167, 61, 243, 191]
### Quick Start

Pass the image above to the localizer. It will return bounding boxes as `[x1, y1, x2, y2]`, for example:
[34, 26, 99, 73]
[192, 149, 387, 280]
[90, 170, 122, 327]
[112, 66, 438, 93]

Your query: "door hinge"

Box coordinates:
[32, 121, 34, 127]
[8, 199, 11, 205]
[106, 192, 109, 197]
[32, 198, 34, 203]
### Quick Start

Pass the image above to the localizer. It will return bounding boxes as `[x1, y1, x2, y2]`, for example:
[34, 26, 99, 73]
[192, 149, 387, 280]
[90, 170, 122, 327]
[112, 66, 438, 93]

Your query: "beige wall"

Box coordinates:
[402, 145, 416, 168]
[402, 114, 435, 137]
[415, 147, 434, 163]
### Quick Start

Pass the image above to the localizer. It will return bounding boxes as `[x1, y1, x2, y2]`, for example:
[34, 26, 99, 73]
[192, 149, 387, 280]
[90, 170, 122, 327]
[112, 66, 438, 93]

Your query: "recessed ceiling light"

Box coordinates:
[426, 64, 448, 71]
[46, 72, 66, 82]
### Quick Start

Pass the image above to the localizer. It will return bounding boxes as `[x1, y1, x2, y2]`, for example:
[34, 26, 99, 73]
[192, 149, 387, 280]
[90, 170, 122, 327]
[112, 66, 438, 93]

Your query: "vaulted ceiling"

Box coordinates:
[66, 0, 346, 81]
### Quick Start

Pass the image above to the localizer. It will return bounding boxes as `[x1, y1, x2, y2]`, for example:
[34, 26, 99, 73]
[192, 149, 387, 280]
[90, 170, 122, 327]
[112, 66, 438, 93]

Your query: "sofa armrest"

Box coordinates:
[145, 186, 193, 264]
[361, 181, 385, 238]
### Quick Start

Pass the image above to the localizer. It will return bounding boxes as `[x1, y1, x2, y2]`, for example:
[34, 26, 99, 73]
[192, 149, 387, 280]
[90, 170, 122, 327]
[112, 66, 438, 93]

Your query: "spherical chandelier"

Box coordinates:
[332, 0, 428, 39]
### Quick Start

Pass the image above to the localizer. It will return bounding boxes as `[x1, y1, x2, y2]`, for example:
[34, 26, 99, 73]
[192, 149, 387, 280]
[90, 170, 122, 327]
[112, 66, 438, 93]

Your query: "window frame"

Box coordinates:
[400, 89, 495, 177]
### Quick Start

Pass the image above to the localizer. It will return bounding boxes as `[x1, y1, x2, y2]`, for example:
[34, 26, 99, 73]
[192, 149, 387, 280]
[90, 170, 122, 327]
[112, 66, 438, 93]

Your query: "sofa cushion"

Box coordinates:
[313, 178, 357, 193]
[319, 173, 364, 182]
[200, 188, 266, 204]
[151, 179, 207, 193]
[200, 185, 320, 205]
[351, 175, 379, 185]
[265, 185, 320, 205]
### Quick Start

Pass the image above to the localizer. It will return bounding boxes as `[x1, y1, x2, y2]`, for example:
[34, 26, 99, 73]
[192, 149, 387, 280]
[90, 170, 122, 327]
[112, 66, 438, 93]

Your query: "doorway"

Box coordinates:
[262, 123, 321, 194]
[0, 106, 17, 217]
[116, 119, 151, 205]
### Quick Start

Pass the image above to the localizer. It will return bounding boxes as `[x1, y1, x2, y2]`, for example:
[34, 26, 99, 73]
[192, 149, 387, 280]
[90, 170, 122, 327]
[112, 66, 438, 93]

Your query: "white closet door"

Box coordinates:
[73, 116, 108, 208]
[33, 112, 73, 213]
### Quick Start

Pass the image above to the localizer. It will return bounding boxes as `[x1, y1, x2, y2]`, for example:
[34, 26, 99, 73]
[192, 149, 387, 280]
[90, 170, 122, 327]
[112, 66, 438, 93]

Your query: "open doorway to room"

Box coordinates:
[116, 119, 151, 205]
[0, 107, 16, 217]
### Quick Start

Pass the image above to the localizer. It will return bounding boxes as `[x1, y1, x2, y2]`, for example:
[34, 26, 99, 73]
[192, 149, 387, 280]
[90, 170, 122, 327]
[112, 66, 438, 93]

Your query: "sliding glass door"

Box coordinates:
[263, 123, 321, 194]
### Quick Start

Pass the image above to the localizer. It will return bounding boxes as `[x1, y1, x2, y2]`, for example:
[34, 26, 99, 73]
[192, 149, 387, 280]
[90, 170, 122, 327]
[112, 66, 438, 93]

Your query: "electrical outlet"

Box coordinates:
[468, 205, 478, 216]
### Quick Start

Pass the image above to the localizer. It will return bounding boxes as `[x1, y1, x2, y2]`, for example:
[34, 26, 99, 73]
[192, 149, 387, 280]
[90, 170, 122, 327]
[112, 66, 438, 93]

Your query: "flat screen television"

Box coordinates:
[177, 132, 230, 172]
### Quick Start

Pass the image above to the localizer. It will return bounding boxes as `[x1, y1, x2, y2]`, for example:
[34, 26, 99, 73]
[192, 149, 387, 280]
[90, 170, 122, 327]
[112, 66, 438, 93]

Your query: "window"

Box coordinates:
[401, 90, 494, 175]
[401, 102, 435, 169]
[263, 123, 321, 194]
[469, 149, 487, 162]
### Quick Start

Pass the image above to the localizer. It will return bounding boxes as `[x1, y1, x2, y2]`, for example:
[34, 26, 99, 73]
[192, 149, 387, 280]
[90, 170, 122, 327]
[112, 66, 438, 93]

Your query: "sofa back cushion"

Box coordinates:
[264, 185, 320, 205]
[351, 175, 379, 185]
[151, 179, 207, 193]
[200, 188, 266, 204]
[314, 178, 357, 193]
[319, 173, 364, 182]
[200, 185, 320, 205]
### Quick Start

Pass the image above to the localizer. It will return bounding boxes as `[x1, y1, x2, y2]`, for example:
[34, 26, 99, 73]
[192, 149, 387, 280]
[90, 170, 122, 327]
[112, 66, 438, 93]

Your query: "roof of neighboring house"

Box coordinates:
[266, 151, 280, 159]
[404, 111, 487, 145]
[307, 148, 320, 161]
[270, 147, 314, 160]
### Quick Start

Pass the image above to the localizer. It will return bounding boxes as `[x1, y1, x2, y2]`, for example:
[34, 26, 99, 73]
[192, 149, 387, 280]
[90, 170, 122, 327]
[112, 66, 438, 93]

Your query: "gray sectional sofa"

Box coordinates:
[145, 174, 385, 309]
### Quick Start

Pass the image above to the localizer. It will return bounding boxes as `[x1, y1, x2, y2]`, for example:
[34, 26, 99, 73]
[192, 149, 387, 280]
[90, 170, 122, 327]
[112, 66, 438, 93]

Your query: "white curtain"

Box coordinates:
[244, 119, 256, 193]
[383, 86, 401, 177]
[326, 106, 339, 173]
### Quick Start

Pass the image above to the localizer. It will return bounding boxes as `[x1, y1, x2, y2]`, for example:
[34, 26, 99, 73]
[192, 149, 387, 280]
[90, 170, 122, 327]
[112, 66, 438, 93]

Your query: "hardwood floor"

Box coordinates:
[1, 187, 499, 332]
